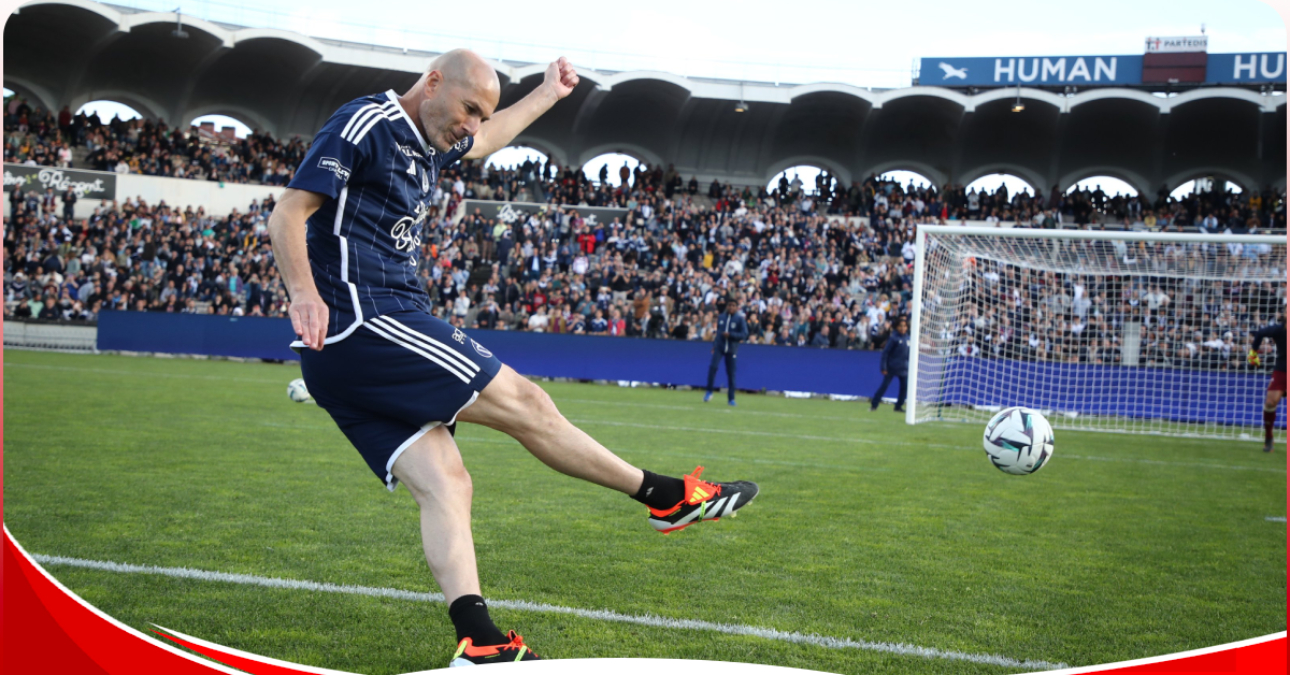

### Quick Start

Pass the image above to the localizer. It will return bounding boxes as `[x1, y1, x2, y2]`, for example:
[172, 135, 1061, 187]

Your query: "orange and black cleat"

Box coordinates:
[449, 631, 539, 667]
[647, 466, 759, 534]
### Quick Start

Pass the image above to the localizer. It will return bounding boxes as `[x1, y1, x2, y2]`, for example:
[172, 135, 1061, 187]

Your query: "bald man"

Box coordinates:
[268, 50, 759, 666]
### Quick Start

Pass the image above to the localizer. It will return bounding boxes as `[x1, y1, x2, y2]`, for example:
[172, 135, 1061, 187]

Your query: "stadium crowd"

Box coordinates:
[5, 96, 1285, 365]
[929, 252, 1284, 371]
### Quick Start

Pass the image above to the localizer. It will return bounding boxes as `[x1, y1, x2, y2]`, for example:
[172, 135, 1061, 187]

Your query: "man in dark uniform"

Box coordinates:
[269, 49, 759, 666]
[1250, 312, 1286, 453]
[704, 294, 748, 406]
[871, 315, 910, 413]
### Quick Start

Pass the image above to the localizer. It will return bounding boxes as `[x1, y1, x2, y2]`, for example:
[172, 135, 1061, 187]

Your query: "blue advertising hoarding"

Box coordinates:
[919, 53, 1285, 87]
[1206, 52, 1287, 84]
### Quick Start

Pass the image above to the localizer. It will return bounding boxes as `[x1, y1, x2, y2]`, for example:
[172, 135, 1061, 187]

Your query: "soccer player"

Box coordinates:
[871, 316, 910, 413]
[267, 49, 759, 666]
[1250, 313, 1285, 453]
[703, 294, 748, 406]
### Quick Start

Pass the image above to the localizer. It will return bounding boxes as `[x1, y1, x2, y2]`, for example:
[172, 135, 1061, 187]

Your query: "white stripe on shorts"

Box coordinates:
[362, 322, 473, 384]
[369, 316, 480, 375]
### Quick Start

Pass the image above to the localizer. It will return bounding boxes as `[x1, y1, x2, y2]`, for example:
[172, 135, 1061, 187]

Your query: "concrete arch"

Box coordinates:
[1056, 166, 1152, 197]
[964, 86, 1063, 113]
[1068, 88, 1163, 112]
[1163, 167, 1261, 194]
[1164, 87, 1272, 113]
[509, 62, 607, 89]
[116, 11, 235, 49]
[184, 105, 277, 136]
[503, 136, 567, 167]
[228, 29, 326, 58]
[876, 86, 970, 111]
[575, 143, 664, 170]
[72, 90, 165, 123]
[21, 0, 120, 24]
[787, 83, 875, 107]
[600, 70, 695, 95]
[958, 164, 1044, 194]
[764, 155, 853, 187]
[3, 76, 59, 112]
[865, 160, 948, 189]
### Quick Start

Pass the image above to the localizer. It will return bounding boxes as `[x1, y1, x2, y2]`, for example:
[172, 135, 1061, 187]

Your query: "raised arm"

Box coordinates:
[464, 57, 579, 160]
[267, 188, 328, 350]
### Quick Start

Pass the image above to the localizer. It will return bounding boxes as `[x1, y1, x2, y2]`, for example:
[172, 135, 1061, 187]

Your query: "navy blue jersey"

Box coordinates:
[288, 90, 473, 342]
[1253, 322, 1286, 373]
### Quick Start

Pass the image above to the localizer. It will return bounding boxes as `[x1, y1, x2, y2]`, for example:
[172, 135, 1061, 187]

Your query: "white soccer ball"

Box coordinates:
[982, 407, 1054, 475]
[287, 378, 312, 403]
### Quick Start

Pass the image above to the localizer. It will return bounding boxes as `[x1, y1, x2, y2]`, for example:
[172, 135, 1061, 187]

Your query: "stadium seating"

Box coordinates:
[4, 96, 1285, 364]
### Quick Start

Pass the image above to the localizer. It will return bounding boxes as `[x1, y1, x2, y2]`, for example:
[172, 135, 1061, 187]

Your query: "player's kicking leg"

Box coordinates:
[457, 365, 760, 532]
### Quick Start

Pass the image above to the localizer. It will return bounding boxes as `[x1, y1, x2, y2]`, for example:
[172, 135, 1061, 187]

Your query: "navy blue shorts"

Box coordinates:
[299, 311, 502, 490]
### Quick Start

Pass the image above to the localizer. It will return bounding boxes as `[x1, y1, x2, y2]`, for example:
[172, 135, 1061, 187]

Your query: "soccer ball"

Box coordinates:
[287, 378, 312, 403]
[982, 407, 1054, 475]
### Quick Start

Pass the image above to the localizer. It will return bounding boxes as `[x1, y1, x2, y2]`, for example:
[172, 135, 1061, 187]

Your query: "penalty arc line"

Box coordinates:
[29, 553, 1069, 671]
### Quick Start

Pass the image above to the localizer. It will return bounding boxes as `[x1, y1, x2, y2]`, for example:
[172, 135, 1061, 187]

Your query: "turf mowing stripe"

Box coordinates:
[568, 418, 1287, 474]
[1059, 454, 1285, 474]
[559, 398, 879, 423]
[4, 362, 285, 384]
[30, 553, 1069, 671]
[13, 360, 1278, 476]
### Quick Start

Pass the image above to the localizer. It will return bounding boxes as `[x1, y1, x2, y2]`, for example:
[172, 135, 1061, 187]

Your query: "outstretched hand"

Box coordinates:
[544, 57, 580, 100]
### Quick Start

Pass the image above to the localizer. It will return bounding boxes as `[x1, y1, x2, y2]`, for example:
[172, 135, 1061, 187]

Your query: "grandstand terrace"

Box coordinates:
[3, 0, 1285, 365]
[5, 0, 1285, 191]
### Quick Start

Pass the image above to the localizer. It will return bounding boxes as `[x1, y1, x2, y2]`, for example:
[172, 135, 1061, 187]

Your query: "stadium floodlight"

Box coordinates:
[1011, 85, 1024, 112]
[907, 225, 1287, 442]
[172, 7, 189, 39]
[734, 100, 749, 113]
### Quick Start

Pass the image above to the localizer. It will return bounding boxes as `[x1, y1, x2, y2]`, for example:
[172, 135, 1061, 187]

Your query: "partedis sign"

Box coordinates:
[3, 164, 117, 200]
[1145, 36, 1208, 53]
[460, 199, 629, 227]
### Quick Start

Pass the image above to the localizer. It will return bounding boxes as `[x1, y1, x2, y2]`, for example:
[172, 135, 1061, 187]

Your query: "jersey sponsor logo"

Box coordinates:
[452, 328, 467, 344]
[389, 201, 430, 253]
[452, 137, 470, 153]
[397, 144, 423, 158]
[470, 339, 492, 358]
[317, 157, 351, 181]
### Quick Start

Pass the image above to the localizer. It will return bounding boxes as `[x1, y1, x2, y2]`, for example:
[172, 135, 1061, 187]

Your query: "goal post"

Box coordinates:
[907, 225, 1287, 442]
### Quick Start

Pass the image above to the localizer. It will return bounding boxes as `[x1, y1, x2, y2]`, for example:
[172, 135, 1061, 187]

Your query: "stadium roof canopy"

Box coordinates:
[6, 0, 1285, 193]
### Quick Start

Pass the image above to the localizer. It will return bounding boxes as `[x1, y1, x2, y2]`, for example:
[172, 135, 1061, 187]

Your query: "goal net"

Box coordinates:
[908, 226, 1287, 442]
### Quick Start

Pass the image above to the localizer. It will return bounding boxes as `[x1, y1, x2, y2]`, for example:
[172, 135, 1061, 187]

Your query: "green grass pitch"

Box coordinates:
[3, 349, 1285, 674]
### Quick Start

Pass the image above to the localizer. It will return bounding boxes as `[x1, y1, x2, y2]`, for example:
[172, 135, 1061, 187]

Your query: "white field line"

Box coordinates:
[1266, 517, 1286, 522]
[31, 553, 1069, 671]
[12, 362, 1282, 475]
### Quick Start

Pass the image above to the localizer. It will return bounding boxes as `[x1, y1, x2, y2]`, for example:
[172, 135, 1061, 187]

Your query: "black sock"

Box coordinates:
[632, 470, 686, 510]
[448, 594, 507, 645]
